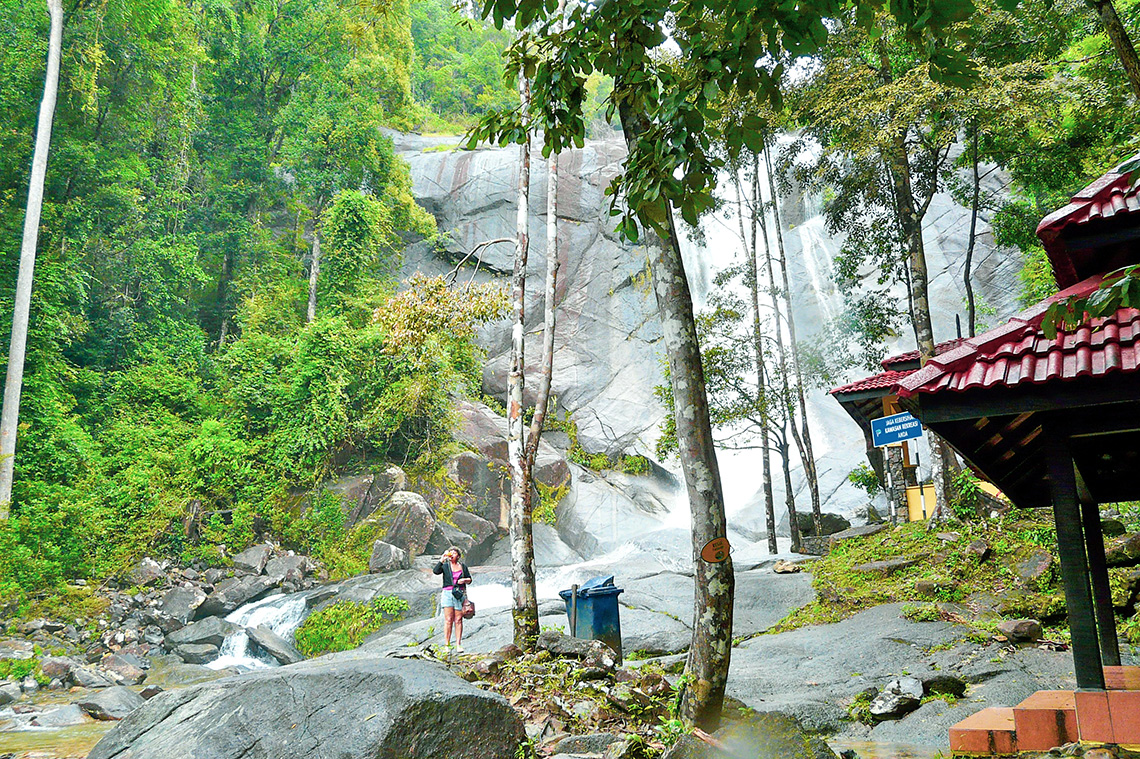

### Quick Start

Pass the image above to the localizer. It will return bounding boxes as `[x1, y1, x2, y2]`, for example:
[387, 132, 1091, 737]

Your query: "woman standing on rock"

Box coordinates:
[433, 546, 472, 651]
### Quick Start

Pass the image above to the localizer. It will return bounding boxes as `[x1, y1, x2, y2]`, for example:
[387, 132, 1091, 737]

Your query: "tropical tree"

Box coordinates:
[0, 0, 64, 519]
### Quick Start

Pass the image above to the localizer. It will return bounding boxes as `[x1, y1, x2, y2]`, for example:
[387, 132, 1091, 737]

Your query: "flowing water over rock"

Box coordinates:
[206, 592, 311, 671]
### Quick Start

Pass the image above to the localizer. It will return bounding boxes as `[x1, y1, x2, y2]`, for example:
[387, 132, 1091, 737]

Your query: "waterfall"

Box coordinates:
[206, 593, 310, 671]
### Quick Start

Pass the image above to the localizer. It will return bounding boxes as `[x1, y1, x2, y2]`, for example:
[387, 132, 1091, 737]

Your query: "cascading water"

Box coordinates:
[207, 593, 311, 671]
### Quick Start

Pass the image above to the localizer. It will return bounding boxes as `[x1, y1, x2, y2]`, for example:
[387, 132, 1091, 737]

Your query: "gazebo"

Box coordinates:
[842, 154, 1140, 754]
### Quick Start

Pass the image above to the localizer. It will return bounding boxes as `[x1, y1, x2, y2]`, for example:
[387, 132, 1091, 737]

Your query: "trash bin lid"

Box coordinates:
[558, 575, 623, 599]
[579, 575, 615, 592]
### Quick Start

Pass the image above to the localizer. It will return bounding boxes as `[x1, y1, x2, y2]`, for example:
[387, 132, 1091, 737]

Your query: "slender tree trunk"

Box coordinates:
[509, 66, 539, 649]
[779, 437, 801, 552]
[877, 42, 948, 522]
[762, 145, 822, 537]
[0, 0, 64, 519]
[306, 229, 321, 324]
[964, 123, 981, 337]
[732, 166, 777, 555]
[619, 99, 733, 731]
[757, 154, 805, 550]
[1087, 0, 1140, 98]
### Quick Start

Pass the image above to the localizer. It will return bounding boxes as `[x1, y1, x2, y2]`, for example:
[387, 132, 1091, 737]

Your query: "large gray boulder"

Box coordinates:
[263, 554, 310, 585]
[328, 465, 406, 529]
[368, 540, 410, 573]
[196, 575, 275, 618]
[88, 653, 525, 759]
[156, 585, 207, 627]
[246, 625, 303, 665]
[383, 491, 437, 558]
[78, 686, 146, 721]
[232, 543, 274, 574]
[167, 616, 240, 648]
[125, 557, 166, 587]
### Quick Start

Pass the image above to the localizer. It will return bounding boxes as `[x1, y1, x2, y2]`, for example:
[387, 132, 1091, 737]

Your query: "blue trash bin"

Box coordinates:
[559, 575, 624, 662]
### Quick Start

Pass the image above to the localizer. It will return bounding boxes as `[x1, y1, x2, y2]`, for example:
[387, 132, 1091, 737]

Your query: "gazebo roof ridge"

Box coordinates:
[1036, 150, 1140, 289]
[895, 273, 1136, 398]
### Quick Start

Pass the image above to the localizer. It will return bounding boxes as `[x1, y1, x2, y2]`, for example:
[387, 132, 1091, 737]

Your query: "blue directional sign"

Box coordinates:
[871, 412, 924, 447]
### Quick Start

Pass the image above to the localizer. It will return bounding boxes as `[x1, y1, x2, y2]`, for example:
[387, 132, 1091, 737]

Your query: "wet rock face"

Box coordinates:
[397, 134, 667, 458]
[87, 654, 525, 759]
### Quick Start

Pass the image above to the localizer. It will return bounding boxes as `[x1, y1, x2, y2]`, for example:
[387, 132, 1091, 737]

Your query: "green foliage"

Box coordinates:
[768, 513, 1071, 636]
[901, 602, 942, 622]
[409, 0, 516, 132]
[293, 596, 409, 657]
[534, 480, 568, 525]
[847, 464, 882, 498]
[950, 471, 985, 522]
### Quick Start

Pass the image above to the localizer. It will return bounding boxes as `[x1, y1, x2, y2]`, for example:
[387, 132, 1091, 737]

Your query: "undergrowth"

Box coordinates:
[293, 596, 409, 657]
[767, 510, 1073, 635]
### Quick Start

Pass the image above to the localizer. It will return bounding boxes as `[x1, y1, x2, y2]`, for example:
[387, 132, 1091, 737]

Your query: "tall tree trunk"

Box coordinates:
[1087, 0, 1140, 98]
[757, 153, 804, 550]
[964, 123, 980, 338]
[877, 42, 948, 522]
[762, 145, 822, 537]
[619, 100, 733, 731]
[732, 165, 777, 555]
[306, 229, 321, 324]
[779, 436, 801, 552]
[509, 66, 539, 649]
[0, 0, 64, 519]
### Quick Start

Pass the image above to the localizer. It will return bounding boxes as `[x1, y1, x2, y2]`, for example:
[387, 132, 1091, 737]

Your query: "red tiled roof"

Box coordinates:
[897, 274, 1140, 398]
[830, 369, 913, 396]
[1036, 154, 1140, 289]
[879, 338, 968, 370]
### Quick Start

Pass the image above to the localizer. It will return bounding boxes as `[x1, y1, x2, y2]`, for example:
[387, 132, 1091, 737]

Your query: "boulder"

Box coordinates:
[31, 704, 87, 727]
[773, 560, 803, 574]
[1106, 533, 1140, 567]
[264, 555, 309, 585]
[232, 544, 274, 575]
[661, 712, 838, 759]
[383, 491, 437, 558]
[451, 509, 499, 564]
[87, 654, 525, 759]
[966, 540, 992, 562]
[551, 733, 621, 755]
[72, 667, 115, 688]
[78, 686, 146, 721]
[196, 575, 275, 618]
[368, 540, 410, 573]
[826, 523, 889, 547]
[868, 677, 924, 720]
[102, 654, 146, 685]
[1101, 518, 1127, 538]
[40, 655, 78, 681]
[448, 451, 508, 526]
[996, 618, 1042, 644]
[167, 616, 240, 648]
[157, 585, 207, 625]
[853, 558, 917, 574]
[125, 558, 166, 587]
[426, 521, 476, 558]
[536, 630, 618, 671]
[0, 681, 21, 704]
[173, 643, 219, 665]
[246, 625, 304, 665]
[1015, 552, 1053, 587]
[329, 465, 407, 529]
[0, 639, 35, 659]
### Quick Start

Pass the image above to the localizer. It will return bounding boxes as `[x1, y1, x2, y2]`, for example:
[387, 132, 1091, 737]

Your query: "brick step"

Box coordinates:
[949, 707, 1017, 756]
[1012, 690, 1077, 751]
[1104, 665, 1140, 691]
